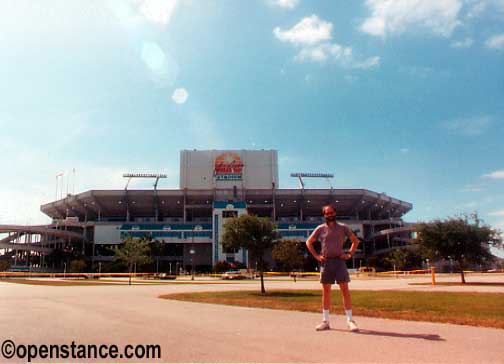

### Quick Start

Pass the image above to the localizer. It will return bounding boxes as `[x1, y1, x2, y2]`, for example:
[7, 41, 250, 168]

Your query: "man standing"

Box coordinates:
[306, 204, 360, 332]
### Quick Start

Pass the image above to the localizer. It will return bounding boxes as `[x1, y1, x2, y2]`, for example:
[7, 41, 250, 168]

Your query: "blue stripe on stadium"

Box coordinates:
[212, 201, 247, 209]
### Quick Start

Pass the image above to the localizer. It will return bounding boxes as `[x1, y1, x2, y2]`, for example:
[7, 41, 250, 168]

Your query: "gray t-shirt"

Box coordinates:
[309, 222, 351, 258]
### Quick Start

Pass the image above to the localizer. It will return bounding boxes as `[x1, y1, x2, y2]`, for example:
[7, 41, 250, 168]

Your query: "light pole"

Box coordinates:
[190, 224, 196, 280]
[190, 248, 195, 280]
[151, 238, 159, 275]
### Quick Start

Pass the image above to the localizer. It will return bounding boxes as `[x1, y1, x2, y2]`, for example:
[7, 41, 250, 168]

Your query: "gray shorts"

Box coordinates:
[320, 258, 350, 284]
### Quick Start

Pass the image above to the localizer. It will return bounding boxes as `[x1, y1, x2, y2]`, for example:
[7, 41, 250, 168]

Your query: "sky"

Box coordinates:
[1, 0, 504, 243]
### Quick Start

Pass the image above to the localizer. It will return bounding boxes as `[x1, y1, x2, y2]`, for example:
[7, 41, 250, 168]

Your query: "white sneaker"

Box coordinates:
[315, 321, 330, 331]
[347, 319, 359, 332]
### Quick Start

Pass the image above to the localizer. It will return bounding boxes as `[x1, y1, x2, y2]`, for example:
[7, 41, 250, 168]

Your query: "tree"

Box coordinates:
[214, 260, 232, 273]
[114, 236, 152, 285]
[213, 260, 246, 273]
[414, 213, 502, 283]
[272, 239, 305, 272]
[149, 240, 163, 273]
[0, 258, 11, 272]
[384, 247, 423, 271]
[69, 259, 86, 273]
[222, 214, 280, 294]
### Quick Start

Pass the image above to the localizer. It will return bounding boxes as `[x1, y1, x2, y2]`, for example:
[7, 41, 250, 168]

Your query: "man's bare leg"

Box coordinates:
[316, 284, 332, 331]
[338, 282, 351, 310]
[322, 283, 331, 310]
[339, 282, 358, 331]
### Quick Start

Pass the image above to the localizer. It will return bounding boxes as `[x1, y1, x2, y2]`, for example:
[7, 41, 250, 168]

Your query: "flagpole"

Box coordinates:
[60, 173, 64, 200]
[55, 175, 59, 200]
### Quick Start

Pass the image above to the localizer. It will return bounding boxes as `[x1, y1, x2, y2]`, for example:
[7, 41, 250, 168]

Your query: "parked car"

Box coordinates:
[156, 273, 176, 280]
[221, 270, 247, 280]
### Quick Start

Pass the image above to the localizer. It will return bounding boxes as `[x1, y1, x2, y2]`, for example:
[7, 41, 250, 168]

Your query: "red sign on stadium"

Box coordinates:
[214, 152, 243, 181]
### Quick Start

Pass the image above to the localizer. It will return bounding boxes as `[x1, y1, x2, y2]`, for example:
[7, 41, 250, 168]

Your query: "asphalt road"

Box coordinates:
[0, 276, 503, 363]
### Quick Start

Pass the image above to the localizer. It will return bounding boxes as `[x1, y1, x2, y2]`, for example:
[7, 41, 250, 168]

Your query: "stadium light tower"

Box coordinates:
[290, 172, 334, 189]
[123, 173, 167, 190]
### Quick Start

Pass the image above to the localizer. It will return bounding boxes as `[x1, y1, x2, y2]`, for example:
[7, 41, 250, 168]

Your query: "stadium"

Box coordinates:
[0, 150, 413, 272]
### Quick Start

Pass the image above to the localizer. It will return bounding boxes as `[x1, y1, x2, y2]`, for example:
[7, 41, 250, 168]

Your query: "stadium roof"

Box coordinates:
[41, 188, 412, 221]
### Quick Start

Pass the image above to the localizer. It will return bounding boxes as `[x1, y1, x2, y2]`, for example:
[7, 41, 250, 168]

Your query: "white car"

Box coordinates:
[221, 270, 246, 280]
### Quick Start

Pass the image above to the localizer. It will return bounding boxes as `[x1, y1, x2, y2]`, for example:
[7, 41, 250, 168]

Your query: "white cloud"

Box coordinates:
[466, 0, 504, 18]
[360, 0, 462, 38]
[273, 15, 332, 45]
[353, 55, 381, 69]
[138, 0, 178, 25]
[451, 37, 474, 48]
[485, 33, 504, 50]
[467, 0, 488, 18]
[483, 170, 504, 179]
[275, 15, 380, 69]
[296, 43, 352, 62]
[274, 0, 299, 9]
[172, 87, 189, 104]
[488, 209, 504, 216]
[400, 148, 410, 154]
[400, 66, 435, 78]
[295, 43, 379, 68]
[459, 184, 484, 192]
[443, 115, 492, 136]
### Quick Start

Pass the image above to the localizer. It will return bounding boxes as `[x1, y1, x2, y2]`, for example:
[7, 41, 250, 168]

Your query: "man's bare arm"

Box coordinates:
[306, 235, 325, 262]
[340, 230, 360, 260]
[348, 231, 360, 255]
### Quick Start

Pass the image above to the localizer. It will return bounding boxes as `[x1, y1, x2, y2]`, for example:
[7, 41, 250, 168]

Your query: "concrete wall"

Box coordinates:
[180, 150, 278, 190]
[94, 224, 122, 244]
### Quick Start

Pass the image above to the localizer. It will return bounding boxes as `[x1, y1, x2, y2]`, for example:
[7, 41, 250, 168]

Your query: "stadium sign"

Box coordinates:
[214, 152, 243, 181]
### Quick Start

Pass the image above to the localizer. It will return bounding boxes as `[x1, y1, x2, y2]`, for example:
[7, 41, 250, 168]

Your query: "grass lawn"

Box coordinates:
[161, 289, 504, 329]
[409, 282, 504, 287]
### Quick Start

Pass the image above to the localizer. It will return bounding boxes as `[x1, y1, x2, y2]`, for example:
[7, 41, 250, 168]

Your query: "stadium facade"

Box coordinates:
[1, 150, 413, 272]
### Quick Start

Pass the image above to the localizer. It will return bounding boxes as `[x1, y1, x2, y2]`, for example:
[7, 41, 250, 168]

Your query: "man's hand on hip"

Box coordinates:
[339, 252, 352, 260]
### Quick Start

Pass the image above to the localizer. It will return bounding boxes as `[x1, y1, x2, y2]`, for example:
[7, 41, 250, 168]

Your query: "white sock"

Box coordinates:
[345, 309, 353, 321]
[323, 309, 330, 322]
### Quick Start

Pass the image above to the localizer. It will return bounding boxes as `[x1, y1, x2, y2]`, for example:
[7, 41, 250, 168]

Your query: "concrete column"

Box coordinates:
[183, 190, 187, 223]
